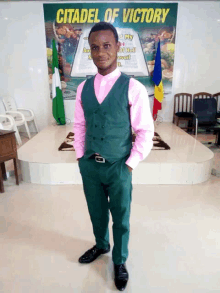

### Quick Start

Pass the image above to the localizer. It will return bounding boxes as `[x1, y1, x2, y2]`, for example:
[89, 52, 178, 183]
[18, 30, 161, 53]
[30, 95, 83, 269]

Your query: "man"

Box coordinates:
[73, 22, 154, 291]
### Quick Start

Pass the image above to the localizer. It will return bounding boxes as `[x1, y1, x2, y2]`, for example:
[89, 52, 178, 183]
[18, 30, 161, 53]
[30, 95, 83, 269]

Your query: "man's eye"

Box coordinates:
[104, 44, 110, 49]
[92, 47, 97, 50]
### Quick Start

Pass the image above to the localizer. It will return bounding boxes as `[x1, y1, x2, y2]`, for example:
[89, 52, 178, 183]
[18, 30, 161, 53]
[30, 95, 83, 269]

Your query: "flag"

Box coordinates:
[152, 40, 164, 121]
[52, 39, 66, 125]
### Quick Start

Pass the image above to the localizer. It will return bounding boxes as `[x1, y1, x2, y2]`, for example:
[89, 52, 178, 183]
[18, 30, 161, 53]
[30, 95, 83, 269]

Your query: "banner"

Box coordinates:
[43, 3, 178, 100]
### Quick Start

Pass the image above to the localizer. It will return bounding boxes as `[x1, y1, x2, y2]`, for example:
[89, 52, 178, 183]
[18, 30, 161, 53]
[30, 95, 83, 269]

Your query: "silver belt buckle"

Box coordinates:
[95, 155, 105, 163]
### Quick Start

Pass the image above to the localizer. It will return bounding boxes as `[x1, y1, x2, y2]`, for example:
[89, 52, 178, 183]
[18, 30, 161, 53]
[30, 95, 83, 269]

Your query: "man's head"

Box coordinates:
[56, 26, 67, 36]
[88, 22, 120, 76]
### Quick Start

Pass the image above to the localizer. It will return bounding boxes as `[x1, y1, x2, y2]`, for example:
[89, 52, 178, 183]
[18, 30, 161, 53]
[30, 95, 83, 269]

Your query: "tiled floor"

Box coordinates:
[1, 129, 220, 292]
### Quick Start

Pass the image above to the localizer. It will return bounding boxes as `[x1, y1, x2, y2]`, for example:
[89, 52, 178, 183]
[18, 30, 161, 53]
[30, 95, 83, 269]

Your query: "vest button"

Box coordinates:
[95, 125, 97, 127]
[93, 137, 95, 140]
[101, 138, 104, 140]
[102, 126, 104, 128]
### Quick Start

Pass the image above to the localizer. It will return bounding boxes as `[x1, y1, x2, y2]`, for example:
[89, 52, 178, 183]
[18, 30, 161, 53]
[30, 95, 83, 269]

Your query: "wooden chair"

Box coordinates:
[192, 97, 219, 137]
[193, 92, 212, 100]
[193, 93, 215, 133]
[212, 92, 220, 118]
[173, 93, 195, 132]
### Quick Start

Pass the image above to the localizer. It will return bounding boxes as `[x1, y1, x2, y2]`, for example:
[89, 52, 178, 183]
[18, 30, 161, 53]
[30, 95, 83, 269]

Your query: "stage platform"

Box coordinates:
[17, 122, 214, 185]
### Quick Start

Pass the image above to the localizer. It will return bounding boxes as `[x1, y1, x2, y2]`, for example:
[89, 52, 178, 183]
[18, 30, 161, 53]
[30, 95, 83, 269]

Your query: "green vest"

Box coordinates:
[81, 72, 132, 164]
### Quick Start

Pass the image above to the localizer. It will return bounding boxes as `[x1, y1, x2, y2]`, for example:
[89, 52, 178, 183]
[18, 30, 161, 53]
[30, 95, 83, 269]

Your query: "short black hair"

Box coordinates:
[88, 21, 119, 43]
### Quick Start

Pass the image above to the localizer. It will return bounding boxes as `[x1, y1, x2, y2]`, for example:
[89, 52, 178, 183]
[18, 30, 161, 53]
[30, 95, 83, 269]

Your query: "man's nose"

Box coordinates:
[98, 46, 105, 56]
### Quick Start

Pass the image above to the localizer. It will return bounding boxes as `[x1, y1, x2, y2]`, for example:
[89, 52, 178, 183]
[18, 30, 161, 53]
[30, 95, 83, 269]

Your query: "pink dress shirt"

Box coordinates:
[73, 67, 154, 170]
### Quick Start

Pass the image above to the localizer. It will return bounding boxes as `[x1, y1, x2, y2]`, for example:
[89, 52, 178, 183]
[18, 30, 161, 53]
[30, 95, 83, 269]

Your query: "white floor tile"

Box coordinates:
[1, 175, 220, 292]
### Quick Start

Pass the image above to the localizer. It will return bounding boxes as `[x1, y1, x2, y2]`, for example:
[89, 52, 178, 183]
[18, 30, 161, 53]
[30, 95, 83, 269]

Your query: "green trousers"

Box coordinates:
[78, 154, 132, 265]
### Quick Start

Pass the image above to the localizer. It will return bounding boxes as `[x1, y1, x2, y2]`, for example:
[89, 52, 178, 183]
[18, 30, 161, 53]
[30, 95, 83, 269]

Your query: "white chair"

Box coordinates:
[2, 96, 39, 139]
[0, 114, 22, 145]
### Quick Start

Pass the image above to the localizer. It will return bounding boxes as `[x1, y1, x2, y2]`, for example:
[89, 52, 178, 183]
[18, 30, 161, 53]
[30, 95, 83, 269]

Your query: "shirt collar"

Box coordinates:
[96, 67, 121, 81]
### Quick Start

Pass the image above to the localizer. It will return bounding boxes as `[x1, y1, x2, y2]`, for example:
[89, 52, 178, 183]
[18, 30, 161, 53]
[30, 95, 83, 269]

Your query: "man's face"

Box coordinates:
[57, 27, 67, 35]
[88, 29, 120, 75]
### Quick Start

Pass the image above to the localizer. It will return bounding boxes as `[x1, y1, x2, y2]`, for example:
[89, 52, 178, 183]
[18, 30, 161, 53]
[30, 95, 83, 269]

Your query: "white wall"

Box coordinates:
[0, 2, 52, 132]
[162, 1, 220, 122]
[0, 1, 219, 129]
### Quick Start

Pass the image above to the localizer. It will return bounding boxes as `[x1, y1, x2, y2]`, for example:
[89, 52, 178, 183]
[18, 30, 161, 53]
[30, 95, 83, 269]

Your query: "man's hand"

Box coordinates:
[126, 164, 133, 173]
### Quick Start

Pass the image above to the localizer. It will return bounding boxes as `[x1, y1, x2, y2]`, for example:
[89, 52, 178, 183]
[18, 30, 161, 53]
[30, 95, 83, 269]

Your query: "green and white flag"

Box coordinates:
[52, 39, 66, 125]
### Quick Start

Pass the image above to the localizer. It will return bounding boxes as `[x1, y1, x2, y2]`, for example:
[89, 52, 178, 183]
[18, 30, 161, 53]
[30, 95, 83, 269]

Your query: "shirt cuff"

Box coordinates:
[125, 153, 141, 170]
[75, 150, 84, 160]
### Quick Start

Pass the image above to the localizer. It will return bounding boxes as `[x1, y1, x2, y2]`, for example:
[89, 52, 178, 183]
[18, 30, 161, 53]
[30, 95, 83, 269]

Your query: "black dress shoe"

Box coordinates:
[114, 263, 129, 291]
[78, 244, 110, 264]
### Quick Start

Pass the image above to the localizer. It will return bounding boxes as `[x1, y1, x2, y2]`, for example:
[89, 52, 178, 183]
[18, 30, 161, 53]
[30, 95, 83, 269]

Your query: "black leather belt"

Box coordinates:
[91, 154, 106, 163]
